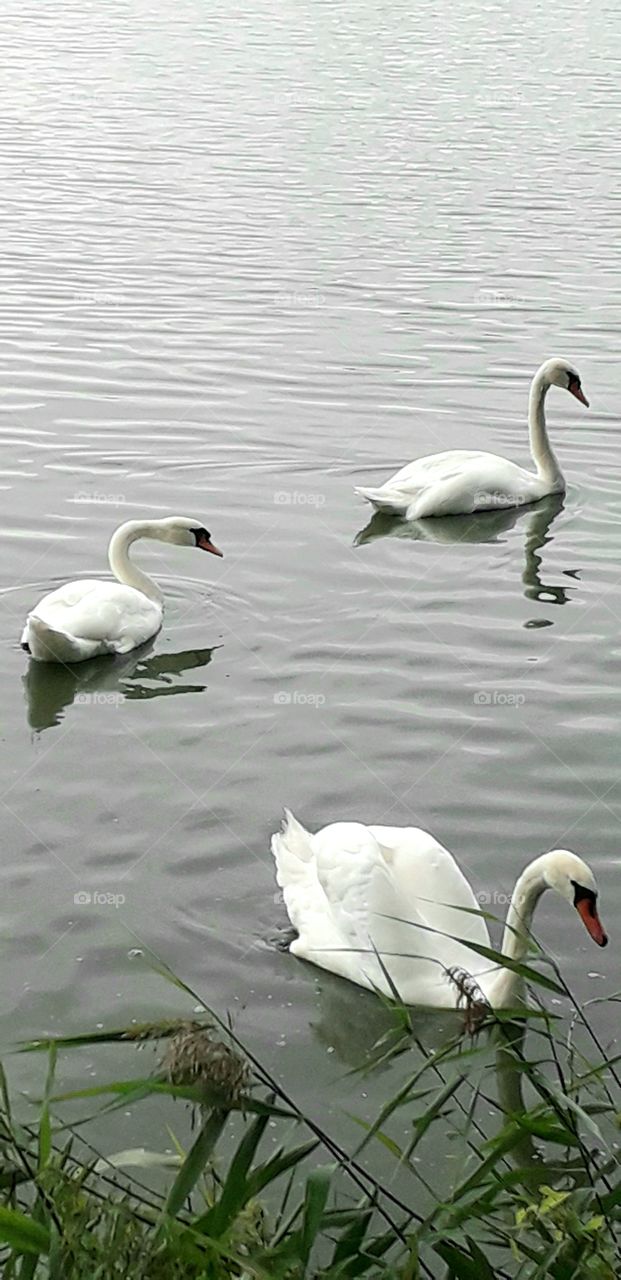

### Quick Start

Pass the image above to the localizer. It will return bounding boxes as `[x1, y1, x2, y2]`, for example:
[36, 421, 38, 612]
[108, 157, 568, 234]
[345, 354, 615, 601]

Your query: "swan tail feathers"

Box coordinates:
[25, 615, 92, 663]
[271, 810, 314, 890]
[354, 486, 408, 514]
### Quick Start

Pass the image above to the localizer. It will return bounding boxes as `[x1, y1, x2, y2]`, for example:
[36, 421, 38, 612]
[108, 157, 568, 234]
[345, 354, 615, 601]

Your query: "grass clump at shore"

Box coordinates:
[0, 953, 619, 1278]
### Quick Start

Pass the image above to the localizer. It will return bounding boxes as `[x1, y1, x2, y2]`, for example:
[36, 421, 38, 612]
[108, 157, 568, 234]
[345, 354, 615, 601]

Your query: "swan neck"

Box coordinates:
[108, 522, 163, 603]
[529, 370, 564, 489]
[487, 863, 546, 1006]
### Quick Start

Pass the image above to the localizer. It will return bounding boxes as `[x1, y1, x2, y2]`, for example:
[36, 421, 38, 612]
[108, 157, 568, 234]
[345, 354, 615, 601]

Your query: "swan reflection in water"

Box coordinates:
[355, 492, 576, 607]
[22, 643, 219, 733]
[305, 965, 588, 1183]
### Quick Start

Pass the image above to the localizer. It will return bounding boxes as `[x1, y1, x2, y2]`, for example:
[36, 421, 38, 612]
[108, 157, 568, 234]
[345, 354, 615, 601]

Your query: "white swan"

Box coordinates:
[21, 517, 223, 664]
[271, 812, 607, 1009]
[355, 358, 589, 520]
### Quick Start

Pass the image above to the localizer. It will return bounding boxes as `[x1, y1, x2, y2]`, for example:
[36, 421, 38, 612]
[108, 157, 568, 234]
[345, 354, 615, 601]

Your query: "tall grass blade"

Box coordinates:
[163, 1108, 228, 1220]
[433, 1237, 496, 1277]
[197, 1113, 269, 1238]
[300, 1164, 332, 1270]
[0, 1207, 50, 1256]
[38, 1042, 56, 1172]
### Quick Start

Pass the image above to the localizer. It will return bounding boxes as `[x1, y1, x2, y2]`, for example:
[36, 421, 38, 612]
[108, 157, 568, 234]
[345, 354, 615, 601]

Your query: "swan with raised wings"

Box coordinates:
[271, 812, 607, 1008]
[21, 517, 223, 663]
[355, 358, 588, 519]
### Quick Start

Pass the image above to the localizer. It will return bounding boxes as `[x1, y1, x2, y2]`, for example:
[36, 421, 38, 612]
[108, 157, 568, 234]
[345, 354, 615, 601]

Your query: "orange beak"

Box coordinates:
[576, 896, 607, 946]
[570, 383, 589, 408]
[197, 536, 223, 557]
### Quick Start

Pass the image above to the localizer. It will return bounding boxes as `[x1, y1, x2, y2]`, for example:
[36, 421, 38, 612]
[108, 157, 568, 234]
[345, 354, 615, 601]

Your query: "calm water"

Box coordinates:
[1, 0, 620, 1162]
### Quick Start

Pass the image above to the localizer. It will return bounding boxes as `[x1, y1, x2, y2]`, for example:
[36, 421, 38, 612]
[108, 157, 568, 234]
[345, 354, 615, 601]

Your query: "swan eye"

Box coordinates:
[568, 374, 580, 391]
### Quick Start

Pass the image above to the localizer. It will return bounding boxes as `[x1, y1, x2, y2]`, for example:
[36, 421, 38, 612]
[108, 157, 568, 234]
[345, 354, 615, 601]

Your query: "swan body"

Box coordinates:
[272, 812, 607, 1008]
[21, 517, 223, 663]
[355, 358, 589, 520]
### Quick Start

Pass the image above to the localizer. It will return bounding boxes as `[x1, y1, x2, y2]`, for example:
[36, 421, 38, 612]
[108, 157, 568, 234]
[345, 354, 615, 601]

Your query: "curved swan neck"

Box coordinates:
[528, 367, 565, 491]
[486, 859, 547, 1006]
[108, 521, 164, 603]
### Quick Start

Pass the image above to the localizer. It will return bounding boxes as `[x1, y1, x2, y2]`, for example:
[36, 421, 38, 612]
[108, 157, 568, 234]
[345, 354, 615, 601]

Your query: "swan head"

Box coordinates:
[540, 849, 607, 946]
[539, 358, 589, 407]
[155, 517, 223, 556]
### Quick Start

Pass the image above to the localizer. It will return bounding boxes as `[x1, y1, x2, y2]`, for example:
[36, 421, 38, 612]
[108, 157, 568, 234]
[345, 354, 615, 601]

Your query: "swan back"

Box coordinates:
[272, 814, 492, 1006]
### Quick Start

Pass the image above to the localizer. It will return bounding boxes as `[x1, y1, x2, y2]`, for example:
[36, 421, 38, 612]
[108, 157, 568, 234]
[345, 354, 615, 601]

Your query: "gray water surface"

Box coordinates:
[1, 0, 620, 1152]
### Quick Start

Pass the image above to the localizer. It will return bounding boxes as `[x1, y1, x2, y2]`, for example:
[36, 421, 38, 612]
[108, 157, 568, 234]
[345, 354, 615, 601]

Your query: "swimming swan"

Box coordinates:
[21, 516, 223, 664]
[271, 812, 607, 1008]
[355, 358, 588, 519]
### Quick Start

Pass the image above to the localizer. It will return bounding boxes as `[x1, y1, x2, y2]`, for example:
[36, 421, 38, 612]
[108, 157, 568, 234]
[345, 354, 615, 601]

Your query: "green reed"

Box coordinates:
[0, 944, 618, 1278]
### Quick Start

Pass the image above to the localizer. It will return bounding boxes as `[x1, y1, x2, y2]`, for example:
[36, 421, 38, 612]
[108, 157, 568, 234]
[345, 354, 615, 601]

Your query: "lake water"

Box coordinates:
[1, 0, 620, 1163]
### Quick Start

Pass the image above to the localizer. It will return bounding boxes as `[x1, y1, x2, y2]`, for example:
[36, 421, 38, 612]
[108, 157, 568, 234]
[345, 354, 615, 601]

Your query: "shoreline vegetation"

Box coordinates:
[0, 950, 619, 1278]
